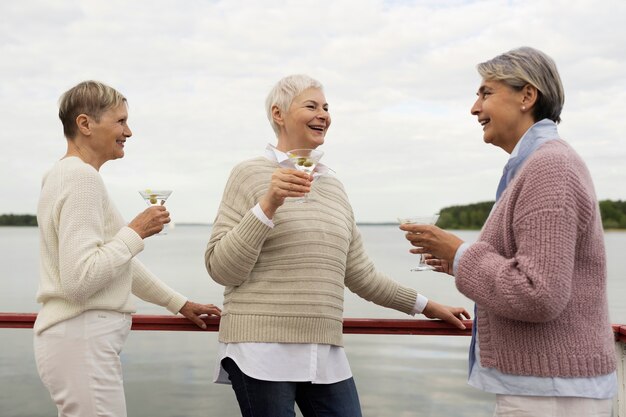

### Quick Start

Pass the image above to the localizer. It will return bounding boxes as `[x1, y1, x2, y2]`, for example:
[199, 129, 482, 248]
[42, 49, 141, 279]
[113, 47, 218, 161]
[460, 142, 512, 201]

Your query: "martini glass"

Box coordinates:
[286, 149, 324, 203]
[398, 214, 440, 271]
[138, 189, 173, 235]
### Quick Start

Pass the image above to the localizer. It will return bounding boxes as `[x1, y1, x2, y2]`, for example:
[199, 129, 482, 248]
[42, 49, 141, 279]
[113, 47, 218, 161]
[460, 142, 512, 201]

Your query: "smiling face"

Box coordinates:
[470, 79, 533, 153]
[274, 87, 331, 151]
[87, 103, 132, 166]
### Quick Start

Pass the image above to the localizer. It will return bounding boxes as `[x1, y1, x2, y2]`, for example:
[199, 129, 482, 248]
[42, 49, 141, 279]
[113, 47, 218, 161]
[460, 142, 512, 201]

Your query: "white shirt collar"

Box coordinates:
[263, 143, 331, 176]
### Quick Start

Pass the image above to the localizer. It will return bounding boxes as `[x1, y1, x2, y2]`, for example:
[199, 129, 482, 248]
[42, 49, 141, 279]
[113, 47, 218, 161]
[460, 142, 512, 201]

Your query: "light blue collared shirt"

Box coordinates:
[454, 120, 617, 398]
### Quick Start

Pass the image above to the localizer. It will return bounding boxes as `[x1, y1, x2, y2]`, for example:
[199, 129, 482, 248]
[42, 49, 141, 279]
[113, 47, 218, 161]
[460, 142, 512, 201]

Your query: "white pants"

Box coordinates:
[494, 394, 613, 417]
[34, 310, 132, 417]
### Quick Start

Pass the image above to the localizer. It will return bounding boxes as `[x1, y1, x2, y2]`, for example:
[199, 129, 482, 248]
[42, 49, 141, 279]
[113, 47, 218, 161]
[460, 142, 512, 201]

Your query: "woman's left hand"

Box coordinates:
[422, 300, 471, 329]
[178, 301, 222, 329]
[399, 224, 464, 266]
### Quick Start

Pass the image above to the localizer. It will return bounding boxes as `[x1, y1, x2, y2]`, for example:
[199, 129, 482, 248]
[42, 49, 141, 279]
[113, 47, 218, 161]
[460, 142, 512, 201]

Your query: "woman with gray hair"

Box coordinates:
[205, 74, 469, 417]
[401, 47, 617, 416]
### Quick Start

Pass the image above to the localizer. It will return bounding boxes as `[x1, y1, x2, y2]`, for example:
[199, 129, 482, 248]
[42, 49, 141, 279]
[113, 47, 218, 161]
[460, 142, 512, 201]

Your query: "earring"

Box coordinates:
[522, 106, 526, 111]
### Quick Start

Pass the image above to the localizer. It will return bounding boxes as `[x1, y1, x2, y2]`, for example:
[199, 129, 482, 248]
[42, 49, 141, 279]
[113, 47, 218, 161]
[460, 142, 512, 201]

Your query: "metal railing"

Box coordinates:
[2, 313, 625, 416]
[0, 312, 475, 334]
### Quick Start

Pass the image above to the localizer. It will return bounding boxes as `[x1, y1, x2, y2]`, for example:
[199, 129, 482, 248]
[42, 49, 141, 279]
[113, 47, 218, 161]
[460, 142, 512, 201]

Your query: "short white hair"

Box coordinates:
[265, 74, 324, 136]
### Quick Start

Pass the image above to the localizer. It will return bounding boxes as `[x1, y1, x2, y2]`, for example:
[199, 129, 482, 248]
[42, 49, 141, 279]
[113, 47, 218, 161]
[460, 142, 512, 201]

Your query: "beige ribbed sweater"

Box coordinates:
[35, 157, 187, 334]
[205, 157, 417, 346]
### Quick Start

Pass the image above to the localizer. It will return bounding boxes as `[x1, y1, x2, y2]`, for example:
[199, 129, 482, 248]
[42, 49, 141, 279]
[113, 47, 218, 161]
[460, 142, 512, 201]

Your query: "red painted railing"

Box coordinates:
[1, 313, 625, 342]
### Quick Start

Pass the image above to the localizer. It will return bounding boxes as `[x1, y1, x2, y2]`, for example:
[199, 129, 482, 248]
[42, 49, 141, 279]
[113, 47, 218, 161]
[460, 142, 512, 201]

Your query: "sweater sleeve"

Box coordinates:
[344, 219, 417, 315]
[205, 163, 272, 286]
[456, 151, 585, 322]
[130, 259, 188, 314]
[57, 167, 146, 304]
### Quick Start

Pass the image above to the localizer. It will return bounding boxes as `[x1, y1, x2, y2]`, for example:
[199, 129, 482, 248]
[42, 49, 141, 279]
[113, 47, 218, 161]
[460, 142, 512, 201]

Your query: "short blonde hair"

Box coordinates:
[265, 74, 323, 136]
[477, 47, 564, 123]
[58, 80, 127, 139]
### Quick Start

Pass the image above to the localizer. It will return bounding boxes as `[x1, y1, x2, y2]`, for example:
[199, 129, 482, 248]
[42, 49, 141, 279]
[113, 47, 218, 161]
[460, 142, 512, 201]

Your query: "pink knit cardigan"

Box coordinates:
[456, 140, 616, 378]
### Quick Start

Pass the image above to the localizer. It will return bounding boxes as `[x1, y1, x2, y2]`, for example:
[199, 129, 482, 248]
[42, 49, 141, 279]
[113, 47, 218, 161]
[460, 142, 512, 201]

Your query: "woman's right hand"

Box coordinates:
[423, 254, 454, 275]
[259, 168, 312, 218]
[128, 205, 171, 239]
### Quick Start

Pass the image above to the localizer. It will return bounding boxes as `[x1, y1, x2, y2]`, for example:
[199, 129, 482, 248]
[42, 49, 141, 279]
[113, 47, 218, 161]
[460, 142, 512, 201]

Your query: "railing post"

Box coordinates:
[616, 340, 626, 417]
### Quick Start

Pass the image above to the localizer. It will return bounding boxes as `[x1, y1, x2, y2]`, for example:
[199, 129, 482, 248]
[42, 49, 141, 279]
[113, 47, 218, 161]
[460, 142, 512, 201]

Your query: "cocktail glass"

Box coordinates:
[138, 189, 173, 235]
[398, 214, 440, 271]
[286, 149, 324, 203]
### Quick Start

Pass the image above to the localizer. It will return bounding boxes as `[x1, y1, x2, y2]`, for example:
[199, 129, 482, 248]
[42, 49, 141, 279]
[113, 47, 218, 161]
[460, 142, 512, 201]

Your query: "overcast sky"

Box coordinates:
[1, 0, 624, 223]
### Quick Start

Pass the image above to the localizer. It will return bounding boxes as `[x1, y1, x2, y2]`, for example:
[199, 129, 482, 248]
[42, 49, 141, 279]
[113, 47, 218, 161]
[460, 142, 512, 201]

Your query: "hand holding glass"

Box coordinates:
[286, 149, 323, 203]
[138, 189, 172, 235]
[398, 214, 440, 271]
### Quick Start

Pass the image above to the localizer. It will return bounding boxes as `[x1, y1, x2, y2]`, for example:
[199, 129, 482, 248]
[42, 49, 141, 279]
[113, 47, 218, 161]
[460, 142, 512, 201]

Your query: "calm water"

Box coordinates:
[1, 225, 625, 417]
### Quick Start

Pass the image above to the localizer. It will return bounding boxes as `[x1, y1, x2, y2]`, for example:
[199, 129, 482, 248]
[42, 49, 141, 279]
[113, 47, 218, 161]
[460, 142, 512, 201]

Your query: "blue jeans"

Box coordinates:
[222, 357, 363, 417]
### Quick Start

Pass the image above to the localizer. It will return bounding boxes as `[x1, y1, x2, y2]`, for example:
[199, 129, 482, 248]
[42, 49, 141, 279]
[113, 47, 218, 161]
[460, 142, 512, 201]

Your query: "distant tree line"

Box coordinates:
[437, 200, 626, 230]
[599, 200, 626, 229]
[437, 202, 494, 230]
[2, 200, 626, 229]
[0, 214, 37, 226]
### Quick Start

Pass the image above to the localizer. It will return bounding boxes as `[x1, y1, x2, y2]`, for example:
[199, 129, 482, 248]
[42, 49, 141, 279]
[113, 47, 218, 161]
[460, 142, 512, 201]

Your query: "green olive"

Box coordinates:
[149, 195, 158, 204]
[297, 157, 307, 166]
[303, 161, 313, 167]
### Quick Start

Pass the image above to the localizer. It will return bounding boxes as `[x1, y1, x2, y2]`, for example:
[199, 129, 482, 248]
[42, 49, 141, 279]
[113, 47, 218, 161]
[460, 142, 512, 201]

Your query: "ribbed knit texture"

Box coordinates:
[205, 157, 417, 346]
[35, 157, 187, 334]
[457, 140, 615, 378]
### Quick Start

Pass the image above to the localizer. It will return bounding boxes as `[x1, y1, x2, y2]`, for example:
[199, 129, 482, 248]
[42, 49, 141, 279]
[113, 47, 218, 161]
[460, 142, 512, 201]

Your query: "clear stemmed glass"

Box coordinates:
[138, 189, 173, 235]
[398, 214, 440, 271]
[286, 149, 324, 203]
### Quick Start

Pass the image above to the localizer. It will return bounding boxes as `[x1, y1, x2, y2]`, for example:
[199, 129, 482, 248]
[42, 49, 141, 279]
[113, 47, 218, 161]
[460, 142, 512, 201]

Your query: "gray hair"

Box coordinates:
[477, 47, 564, 124]
[58, 80, 127, 139]
[265, 74, 324, 136]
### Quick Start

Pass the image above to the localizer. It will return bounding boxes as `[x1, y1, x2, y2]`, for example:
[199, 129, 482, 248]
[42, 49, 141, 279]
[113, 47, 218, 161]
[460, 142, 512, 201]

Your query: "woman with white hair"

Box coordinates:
[205, 74, 470, 417]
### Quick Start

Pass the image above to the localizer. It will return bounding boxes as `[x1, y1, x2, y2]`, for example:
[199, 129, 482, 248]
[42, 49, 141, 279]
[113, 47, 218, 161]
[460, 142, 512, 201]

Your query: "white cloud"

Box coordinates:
[1, 0, 624, 223]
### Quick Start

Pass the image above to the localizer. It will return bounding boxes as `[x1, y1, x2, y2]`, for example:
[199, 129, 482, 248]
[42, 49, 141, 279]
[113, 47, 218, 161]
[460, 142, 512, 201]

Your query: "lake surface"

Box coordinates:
[1, 225, 624, 417]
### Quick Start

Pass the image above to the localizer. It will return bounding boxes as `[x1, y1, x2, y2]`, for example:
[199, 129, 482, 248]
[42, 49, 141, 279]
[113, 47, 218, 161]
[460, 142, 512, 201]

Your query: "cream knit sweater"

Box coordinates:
[35, 157, 187, 335]
[205, 157, 417, 346]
